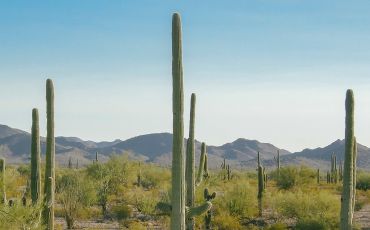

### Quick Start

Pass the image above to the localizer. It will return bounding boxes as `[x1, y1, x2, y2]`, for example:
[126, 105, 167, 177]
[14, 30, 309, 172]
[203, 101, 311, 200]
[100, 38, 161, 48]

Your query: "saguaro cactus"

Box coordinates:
[185, 93, 196, 229]
[68, 157, 73, 169]
[43, 79, 55, 226]
[276, 150, 280, 178]
[317, 169, 320, 184]
[340, 89, 355, 230]
[171, 12, 186, 230]
[0, 158, 6, 204]
[204, 188, 216, 230]
[257, 151, 263, 216]
[227, 164, 231, 181]
[31, 108, 41, 204]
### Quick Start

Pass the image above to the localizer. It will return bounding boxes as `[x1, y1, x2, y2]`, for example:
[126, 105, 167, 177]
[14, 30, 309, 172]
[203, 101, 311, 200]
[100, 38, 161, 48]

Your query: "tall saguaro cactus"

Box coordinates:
[257, 151, 263, 216]
[31, 108, 41, 204]
[171, 12, 186, 230]
[340, 89, 355, 230]
[185, 93, 196, 229]
[43, 79, 55, 226]
[276, 150, 280, 178]
[0, 158, 6, 204]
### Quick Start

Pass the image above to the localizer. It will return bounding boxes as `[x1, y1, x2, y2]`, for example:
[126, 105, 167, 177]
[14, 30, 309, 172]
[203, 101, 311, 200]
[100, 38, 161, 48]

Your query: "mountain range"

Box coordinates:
[0, 124, 368, 170]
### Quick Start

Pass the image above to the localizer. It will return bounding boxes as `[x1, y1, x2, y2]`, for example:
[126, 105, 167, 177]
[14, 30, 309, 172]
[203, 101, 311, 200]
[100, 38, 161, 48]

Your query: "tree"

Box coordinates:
[56, 171, 95, 229]
[86, 155, 128, 217]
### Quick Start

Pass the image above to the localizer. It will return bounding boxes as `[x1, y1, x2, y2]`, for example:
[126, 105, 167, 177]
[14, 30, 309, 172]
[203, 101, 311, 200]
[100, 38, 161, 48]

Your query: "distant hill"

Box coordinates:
[0, 124, 367, 170]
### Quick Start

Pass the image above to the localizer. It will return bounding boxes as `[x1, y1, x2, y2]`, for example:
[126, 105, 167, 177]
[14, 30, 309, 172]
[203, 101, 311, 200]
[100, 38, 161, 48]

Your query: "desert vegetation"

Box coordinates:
[0, 12, 367, 230]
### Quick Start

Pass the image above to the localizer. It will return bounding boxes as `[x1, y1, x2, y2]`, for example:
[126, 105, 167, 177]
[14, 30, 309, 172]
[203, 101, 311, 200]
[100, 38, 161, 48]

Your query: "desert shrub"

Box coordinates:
[295, 219, 327, 230]
[213, 210, 243, 230]
[86, 155, 129, 216]
[215, 183, 257, 218]
[121, 220, 147, 230]
[112, 204, 132, 220]
[276, 166, 315, 190]
[140, 165, 170, 189]
[357, 172, 370, 191]
[271, 190, 339, 229]
[56, 171, 96, 229]
[0, 202, 42, 229]
[354, 200, 365, 211]
[277, 167, 298, 189]
[17, 164, 30, 177]
[268, 223, 288, 230]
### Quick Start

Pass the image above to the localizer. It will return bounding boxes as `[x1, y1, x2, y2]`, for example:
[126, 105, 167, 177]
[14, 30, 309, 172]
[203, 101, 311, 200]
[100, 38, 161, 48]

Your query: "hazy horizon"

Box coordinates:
[2, 1, 370, 152]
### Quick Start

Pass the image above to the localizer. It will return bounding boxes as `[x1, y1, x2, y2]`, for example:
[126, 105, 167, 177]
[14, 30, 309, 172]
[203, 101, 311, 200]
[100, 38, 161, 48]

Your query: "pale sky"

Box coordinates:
[1, 1, 370, 152]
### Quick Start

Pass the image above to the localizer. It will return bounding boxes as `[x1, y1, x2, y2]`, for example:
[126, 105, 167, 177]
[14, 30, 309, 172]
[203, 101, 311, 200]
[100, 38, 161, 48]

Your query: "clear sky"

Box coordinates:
[1, 1, 370, 152]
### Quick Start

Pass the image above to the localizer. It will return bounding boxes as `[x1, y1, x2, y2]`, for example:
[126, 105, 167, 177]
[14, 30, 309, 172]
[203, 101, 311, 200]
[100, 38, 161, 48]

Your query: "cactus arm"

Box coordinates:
[204, 152, 209, 178]
[196, 143, 206, 185]
[186, 202, 212, 218]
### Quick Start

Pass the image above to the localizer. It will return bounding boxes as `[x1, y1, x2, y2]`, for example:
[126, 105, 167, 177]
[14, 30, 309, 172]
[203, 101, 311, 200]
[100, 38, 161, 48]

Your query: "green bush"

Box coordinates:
[276, 166, 315, 190]
[112, 204, 132, 220]
[216, 183, 257, 218]
[295, 219, 327, 230]
[213, 210, 243, 230]
[268, 223, 288, 230]
[271, 190, 339, 229]
[357, 172, 370, 191]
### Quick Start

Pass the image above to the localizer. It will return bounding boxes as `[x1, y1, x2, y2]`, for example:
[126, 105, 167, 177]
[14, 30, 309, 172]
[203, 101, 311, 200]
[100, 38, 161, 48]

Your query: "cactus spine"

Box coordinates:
[185, 93, 196, 230]
[171, 12, 186, 230]
[0, 158, 6, 204]
[43, 79, 55, 226]
[340, 89, 355, 230]
[31, 108, 41, 204]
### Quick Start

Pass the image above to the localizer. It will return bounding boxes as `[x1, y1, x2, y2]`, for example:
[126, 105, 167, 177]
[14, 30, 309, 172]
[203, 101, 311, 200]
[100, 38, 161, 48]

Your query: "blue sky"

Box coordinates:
[1, 1, 370, 152]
